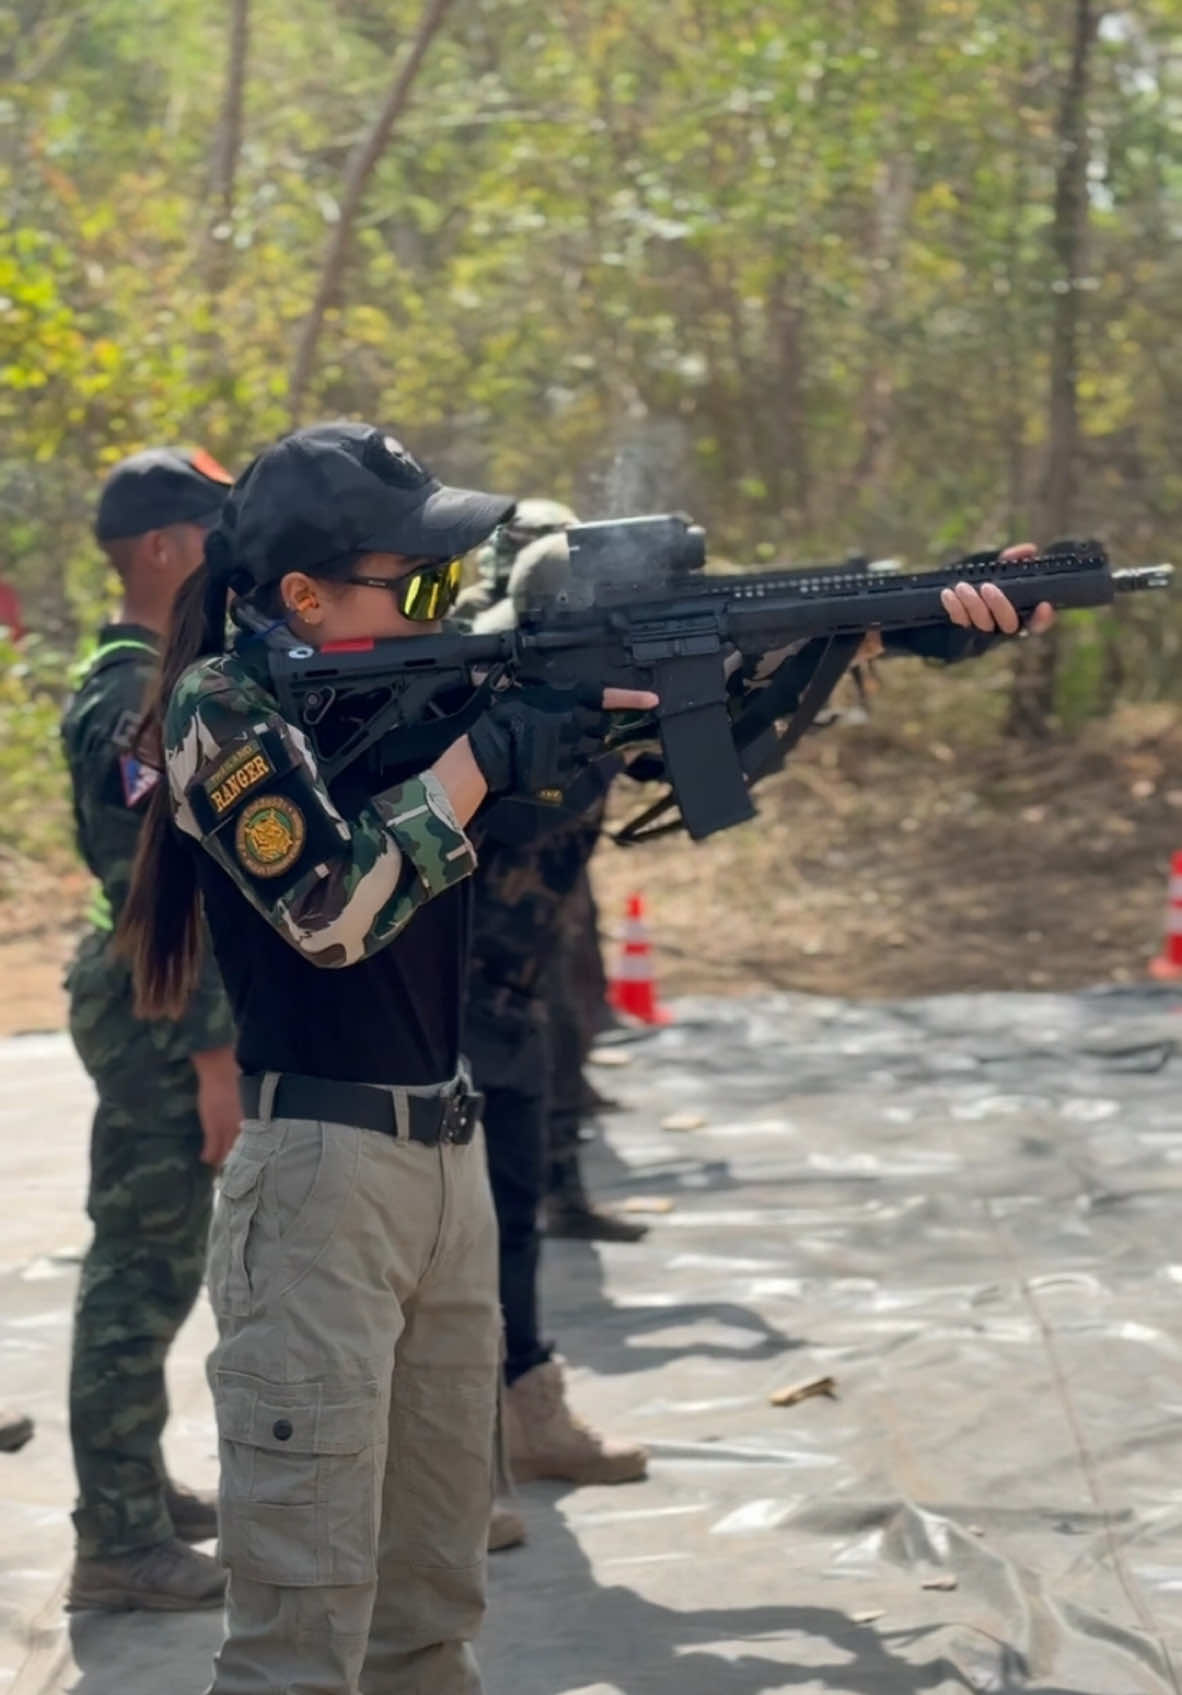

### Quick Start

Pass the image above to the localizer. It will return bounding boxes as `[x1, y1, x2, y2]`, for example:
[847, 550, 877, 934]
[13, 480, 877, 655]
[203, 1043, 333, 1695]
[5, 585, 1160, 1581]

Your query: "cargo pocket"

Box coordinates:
[207, 1156, 267, 1319]
[215, 1372, 379, 1587]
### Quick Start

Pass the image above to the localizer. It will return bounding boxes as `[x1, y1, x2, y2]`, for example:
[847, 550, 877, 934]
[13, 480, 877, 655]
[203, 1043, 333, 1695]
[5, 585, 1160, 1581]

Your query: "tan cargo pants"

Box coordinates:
[203, 1093, 500, 1695]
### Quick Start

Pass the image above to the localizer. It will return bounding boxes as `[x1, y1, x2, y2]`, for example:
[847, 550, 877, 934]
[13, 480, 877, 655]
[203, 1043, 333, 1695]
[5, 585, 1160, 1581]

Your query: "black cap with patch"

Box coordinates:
[95, 447, 234, 542]
[216, 421, 515, 588]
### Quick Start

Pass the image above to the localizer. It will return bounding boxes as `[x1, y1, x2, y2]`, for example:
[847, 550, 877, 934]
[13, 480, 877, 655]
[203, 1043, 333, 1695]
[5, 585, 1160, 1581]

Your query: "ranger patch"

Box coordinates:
[235, 793, 306, 878]
[204, 739, 275, 819]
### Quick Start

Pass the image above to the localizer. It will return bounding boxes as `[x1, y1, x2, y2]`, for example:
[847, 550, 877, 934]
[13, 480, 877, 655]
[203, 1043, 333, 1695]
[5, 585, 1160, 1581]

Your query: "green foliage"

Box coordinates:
[1054, 610, 1109, 731]
[0, 0, 1179, 867]
[0, 634, 73, 874]
[4, 1, 1180, 566]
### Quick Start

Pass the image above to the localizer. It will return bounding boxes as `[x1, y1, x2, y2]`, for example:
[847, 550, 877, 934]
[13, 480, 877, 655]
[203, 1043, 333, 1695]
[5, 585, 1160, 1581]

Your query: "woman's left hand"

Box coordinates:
[939, 542, 1055, 637]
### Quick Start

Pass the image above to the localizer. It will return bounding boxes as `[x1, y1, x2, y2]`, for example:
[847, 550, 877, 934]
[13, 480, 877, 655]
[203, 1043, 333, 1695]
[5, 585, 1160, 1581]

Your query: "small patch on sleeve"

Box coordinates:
[119, 753, 159, 808]
[186, 720, 347, 897]
[203, 738, 276, 820]
[234, 794, 307, 879]
[188, 726, 295, 836]
[112, 709, 141, 752]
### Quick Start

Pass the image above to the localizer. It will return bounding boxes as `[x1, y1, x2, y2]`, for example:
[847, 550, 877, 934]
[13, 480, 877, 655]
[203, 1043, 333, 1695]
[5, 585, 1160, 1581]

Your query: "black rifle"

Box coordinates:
[262, 515, 1171, 844]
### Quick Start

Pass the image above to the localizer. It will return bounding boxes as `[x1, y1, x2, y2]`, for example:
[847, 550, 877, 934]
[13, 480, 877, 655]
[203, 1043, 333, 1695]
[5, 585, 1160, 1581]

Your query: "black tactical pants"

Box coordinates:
[481, 1084, 552, 1386]
[545, 963, 585, 1200]
[545, 867, 611, 1198]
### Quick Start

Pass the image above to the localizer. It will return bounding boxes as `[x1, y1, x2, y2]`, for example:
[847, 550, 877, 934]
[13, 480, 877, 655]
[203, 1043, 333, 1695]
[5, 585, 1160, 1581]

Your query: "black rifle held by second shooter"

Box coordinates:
[262, 515, 1171, 844]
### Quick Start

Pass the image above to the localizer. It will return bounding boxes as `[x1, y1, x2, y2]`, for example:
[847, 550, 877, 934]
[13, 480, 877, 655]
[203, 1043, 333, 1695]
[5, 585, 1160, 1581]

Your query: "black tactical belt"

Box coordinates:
[239, 1072, 482, 1146]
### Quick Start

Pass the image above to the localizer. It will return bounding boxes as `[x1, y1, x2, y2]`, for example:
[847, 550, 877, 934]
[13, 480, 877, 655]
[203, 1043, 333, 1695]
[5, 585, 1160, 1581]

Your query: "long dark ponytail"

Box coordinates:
[117, 552, 233, 1018]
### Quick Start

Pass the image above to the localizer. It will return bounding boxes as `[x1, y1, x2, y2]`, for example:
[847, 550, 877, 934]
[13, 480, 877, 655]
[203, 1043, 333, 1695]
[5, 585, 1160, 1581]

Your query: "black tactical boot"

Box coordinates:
[579, 1077, 623, 1116]
[543, 1166, 649, 1243]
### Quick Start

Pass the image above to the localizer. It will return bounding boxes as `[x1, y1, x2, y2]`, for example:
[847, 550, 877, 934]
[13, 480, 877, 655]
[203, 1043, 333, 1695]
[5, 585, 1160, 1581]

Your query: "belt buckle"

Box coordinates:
[440, 1093, 465, 1145]
[442, 1089, 481, 1144]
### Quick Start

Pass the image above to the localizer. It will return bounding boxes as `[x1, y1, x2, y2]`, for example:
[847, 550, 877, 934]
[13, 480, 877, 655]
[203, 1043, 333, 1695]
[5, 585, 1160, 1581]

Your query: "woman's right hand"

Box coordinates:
[466, 681, 659, 800]
[432, 684, 659, 826]
[191, 1045, 241, 1169]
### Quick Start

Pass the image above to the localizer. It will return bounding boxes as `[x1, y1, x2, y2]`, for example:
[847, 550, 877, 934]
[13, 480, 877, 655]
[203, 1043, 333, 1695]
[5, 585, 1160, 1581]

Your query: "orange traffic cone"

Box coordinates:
[1149, 851, 1182, 980]
[608, 893, 671, 1025]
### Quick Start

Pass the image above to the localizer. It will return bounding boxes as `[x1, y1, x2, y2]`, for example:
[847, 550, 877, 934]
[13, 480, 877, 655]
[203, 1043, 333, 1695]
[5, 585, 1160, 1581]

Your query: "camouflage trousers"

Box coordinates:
[67, 935, 213, 1559]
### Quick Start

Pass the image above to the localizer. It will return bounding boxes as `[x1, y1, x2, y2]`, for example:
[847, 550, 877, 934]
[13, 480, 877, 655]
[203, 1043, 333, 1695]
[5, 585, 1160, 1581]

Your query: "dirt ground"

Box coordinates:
[0, 863, 88, 1038]
[594, 670, 1182, 1002]
[2, 666, 1181, 1038]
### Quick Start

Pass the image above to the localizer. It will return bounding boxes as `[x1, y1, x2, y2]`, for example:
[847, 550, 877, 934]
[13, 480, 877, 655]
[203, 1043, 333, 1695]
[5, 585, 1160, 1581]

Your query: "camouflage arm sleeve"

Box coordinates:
[164, 658, 476, 969]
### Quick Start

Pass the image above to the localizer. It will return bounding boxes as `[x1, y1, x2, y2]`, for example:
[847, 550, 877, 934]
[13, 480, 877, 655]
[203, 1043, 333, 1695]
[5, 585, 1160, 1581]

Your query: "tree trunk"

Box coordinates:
[1000, 50, 1036, 540]
[287, 0, 459, 423]
[199, 0, 250, 297]
[847, 152, 914, 508]
[766, 276, 811, 525]
[1008, 0, 1101, 736]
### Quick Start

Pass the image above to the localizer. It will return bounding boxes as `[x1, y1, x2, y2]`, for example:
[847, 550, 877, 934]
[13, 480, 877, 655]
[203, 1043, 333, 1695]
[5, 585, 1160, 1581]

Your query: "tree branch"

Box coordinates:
[287, 0, 459, 423]
[199, 0, 250, 298]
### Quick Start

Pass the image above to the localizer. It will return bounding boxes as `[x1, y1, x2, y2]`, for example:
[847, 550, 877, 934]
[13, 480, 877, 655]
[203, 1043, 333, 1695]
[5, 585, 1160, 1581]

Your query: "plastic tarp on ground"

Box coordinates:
[3, 989, 1181, 1695]
[485, 988, 1182, 1695]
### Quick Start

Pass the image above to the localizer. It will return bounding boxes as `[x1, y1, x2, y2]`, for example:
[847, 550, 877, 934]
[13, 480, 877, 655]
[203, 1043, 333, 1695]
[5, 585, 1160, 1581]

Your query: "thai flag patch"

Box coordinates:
[119, 753, 159, 808]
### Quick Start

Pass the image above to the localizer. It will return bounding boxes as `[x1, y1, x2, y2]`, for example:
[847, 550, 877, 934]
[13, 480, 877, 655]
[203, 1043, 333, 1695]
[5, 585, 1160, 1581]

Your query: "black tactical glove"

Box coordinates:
[467, 680, 609, 798]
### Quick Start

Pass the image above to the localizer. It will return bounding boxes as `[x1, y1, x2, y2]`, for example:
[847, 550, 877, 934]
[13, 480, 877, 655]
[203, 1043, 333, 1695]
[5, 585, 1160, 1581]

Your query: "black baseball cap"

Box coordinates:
[216, 421, 515, 588]
[95, 447, 234, 543]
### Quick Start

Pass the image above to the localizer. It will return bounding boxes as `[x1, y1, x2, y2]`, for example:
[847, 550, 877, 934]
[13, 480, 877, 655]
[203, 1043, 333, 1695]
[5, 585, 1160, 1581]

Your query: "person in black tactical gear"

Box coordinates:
[467, 536, 651, 1520]
[451, 496, 578, 628]
[465, 514, 644, 1242]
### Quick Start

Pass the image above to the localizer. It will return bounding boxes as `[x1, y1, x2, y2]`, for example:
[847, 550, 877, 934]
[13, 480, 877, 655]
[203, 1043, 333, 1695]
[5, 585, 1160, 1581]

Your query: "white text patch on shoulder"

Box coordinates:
[204, 739, 275, 817]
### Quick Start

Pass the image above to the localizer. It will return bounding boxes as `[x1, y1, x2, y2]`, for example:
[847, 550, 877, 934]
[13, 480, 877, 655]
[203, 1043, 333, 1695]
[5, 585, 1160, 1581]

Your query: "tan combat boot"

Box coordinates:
[505, 1359, 647, 1485]
[487, 1499, 526, 1553]
[164, 1479, 218, 1544]
[68, 1537, 226, 1612]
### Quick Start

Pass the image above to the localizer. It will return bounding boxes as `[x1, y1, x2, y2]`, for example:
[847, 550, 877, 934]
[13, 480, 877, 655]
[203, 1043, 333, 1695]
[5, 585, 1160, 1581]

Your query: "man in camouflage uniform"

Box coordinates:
[467, 536, 648, 1525]
[62, 448, 241, 1611]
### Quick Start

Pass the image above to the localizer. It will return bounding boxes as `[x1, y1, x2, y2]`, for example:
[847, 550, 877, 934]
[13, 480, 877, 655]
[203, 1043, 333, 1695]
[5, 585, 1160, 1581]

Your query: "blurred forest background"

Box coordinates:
[1, 0, 1180, 1013]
